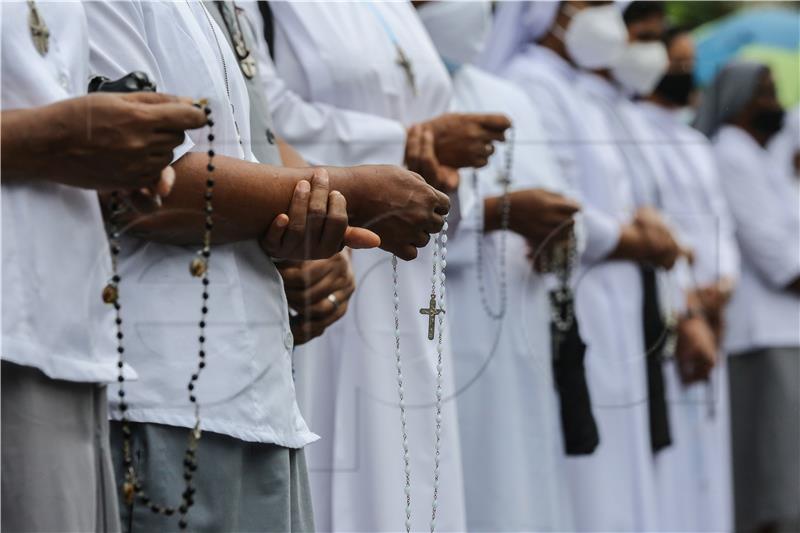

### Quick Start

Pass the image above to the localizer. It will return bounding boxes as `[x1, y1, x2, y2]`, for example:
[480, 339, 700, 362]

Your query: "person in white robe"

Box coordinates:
[86, 2, 450, 530]
[241, 3, 510, 531]
[479, 3, 683, 530]
[696, 60, 800, 533]
[769, 104, 800, 197]
[638, 26, 739, 532]
[416, 2, 579, 530]
[1, 4, 206, 530]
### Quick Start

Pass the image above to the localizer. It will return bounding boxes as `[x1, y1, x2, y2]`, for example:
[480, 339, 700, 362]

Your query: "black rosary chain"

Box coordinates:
[107, 104, 215, 531]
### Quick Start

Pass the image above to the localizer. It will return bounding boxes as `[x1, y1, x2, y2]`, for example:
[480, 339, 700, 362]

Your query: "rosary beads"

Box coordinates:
[474, 130, 515, 320]
[394, 213, 448, 533]
[105, 102, 215, 531]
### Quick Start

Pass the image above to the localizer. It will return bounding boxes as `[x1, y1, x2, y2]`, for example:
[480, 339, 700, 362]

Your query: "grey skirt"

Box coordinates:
[1, 361, 120, 533]
[729, 347, 800, 531]
[109, 421, 315, 533]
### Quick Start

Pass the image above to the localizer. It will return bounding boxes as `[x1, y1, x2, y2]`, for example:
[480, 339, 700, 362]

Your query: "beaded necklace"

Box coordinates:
[106, 103, 215, 531]
[393, 213, 449, 533]
[474, 130, 515, 320]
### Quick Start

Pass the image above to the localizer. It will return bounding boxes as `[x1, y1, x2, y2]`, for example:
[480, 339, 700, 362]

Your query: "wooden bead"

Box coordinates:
[102, 284, 118, 304]
[189, 258, 207, 278]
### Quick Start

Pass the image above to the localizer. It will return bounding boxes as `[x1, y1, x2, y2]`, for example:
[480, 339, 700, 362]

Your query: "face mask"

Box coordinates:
[418, 1, 492, 69]
[655, 72, 695, 106]
[557, 4, 627, 69]
[612, 41, 669, 95]
[751, 107, 786, 137]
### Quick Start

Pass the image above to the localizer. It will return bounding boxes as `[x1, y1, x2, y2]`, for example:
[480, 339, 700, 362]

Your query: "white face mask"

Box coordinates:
[418, 1, 492, 69]
[556, 4, 627, 69]
[612, 41, 669, 95]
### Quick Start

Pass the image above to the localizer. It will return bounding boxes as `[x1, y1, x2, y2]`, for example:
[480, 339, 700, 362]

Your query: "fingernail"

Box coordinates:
[297, 180, 310, 193]
[160, 166, 176, 191]
[277, 216, 288, 228]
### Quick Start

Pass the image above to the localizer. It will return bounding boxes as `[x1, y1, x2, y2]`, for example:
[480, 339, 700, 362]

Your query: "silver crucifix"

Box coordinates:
[419, 294, 445, 340]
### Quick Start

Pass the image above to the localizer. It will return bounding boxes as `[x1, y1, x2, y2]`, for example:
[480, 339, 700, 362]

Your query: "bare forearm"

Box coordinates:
[483, 196, 501, 232]
[126, 154, 361, 246]
[608, 223, 646, 262]
[277, 137, 308, 167]
[1, 106, 67, 182]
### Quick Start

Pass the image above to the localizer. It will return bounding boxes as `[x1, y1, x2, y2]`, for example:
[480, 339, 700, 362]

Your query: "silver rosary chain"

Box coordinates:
[474, 129, 515, 320]
[547, 232, 578, 335]
[393, 215, 448, 533]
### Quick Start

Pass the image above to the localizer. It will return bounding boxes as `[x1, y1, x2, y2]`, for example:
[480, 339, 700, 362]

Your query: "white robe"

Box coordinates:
[498, 44, 659, 531]
[243, 3, 467, 531]
[639, 101, 738, 532]
[445, 64, 573, 532]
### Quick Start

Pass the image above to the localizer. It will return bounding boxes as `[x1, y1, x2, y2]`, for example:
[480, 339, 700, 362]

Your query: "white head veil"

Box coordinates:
[477, 1, 561, 74]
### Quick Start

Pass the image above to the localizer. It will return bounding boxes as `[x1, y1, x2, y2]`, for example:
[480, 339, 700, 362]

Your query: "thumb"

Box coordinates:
[343, 226, 381, 249]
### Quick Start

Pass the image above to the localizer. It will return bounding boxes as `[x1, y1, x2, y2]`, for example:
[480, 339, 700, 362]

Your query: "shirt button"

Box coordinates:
[284, 331, 294, 350]
[58, 73, 70, 91]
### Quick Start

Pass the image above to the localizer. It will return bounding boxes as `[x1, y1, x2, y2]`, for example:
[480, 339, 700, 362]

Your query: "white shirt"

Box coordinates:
[714, 125, 800, 353]
[85, 1, 316, 448]
[1, 2, 121, 383]
[244, 3, 467, 532]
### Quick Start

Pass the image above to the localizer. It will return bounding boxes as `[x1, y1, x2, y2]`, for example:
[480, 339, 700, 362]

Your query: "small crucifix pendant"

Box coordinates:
[419, 294, 444, 341]
[395, 45, 417, 97]
[27, 1, 50, 57]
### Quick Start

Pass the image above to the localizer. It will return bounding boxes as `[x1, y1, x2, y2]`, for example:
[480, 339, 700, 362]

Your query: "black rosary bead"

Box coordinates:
[207, 149, 215, 157]
[189, 395, 197, 403]
[117, 346, 124, 354]
[117, 361, 123, 368]
[188, 383, 194, 391]
[117, 389, 125, 397]
[199, 361, 206, 369]
[207, 133, 215, 142]
[198, 335, 205, 343]
[191, 373, 199, 381]
[179, 519, 188, 530]
[117, 376, 124, 383]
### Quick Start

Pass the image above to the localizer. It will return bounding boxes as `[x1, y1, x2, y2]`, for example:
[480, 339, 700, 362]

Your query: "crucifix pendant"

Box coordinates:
[27, 1, 49, 56]
[395, 45, 417, 97]
[419, 294, 444, 341]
